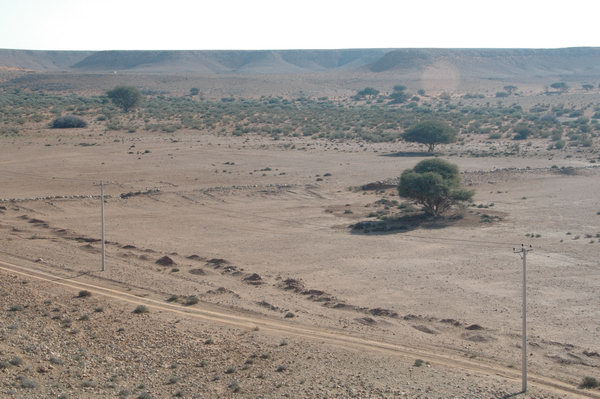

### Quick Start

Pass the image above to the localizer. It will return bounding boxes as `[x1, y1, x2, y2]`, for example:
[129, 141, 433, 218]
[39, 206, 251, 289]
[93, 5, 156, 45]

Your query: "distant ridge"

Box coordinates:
[69, 49, 390, 73]
[1, 47, 600, 79]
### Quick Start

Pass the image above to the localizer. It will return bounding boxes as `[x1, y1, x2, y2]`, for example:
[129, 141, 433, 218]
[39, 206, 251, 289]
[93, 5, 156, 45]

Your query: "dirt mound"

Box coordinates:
[120, 189, 160, 199]
[156, 256, 176, 266]
[413, 325, 439, 335]
[80, 244, 99, 253]
[462, 333, 493, 343]
[186, 254, 205, 261]
[72, 236, 100, 243]
[356, 317, 377, 326]
[279, 278, 305, 292]
[331, 303, 358, 311]
[257, 301, 279, 311]
[440, 318, 463, 327]
[122, 244, 137, 249]
[465, 324, 484, 331]
[206, 258, 229, 268]
[189, 268, 206, 275]
[243, 273, 263, 284]
[369, 308, 398, 318]
[583, 350, 600, 358]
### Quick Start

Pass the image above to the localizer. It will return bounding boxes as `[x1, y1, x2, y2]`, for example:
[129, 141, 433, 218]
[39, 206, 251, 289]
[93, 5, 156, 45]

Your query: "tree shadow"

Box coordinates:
[380, 151, 436, 157]
[350, 213, 463, 235]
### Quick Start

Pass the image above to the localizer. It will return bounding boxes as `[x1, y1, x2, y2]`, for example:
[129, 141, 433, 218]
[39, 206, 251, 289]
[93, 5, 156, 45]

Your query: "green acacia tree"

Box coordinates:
[398, 159, 473, 216]
[550, 82, 569, 93]
[402, 120, 457, 152]
[107, 86, 142, 112]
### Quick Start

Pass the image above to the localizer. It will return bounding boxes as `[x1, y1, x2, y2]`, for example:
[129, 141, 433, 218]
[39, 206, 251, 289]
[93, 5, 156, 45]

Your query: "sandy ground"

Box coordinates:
[1, 128, 599, 398]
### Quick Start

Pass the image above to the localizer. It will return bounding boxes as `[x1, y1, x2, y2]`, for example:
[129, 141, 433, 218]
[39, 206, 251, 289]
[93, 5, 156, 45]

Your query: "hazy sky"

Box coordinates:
[1, 0, 599, 50]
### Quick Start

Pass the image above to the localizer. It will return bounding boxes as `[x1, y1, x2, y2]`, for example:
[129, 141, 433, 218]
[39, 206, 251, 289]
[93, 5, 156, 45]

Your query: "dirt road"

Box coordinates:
[1, 258, 597, 399]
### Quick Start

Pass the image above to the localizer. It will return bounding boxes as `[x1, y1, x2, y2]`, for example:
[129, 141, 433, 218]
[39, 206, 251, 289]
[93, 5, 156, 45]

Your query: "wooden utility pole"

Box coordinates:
[513, 244, 532, 392]
[100, 181, 105, 272]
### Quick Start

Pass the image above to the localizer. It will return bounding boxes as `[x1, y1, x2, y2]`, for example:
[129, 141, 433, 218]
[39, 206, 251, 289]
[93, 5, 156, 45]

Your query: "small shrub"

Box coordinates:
[228, 381, 241, 392]
[49, 357, 64, 365]
[8, 305, 24, 312]
[579, 376, 599, 389]
[77, 290, 92, 298]
[132, 305, 149, 314]
[276, 365, 287, 372]
[9, 357, 23, 366]
[414, 359, 425, 367]
[184, 296, 199, 306]
[225, 366, 236, 374]
[51, 115, 87, 129]
[137, 393, 153, 399]
[20, 377, 37, 389]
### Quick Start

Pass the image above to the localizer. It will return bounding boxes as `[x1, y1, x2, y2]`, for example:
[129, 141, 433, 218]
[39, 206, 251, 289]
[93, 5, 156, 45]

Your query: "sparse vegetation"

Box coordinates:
[184, 295, 199, 306]
[132, 305, 150, 314]
[51, 115, 87, 128]
[579, 376, 599, 389]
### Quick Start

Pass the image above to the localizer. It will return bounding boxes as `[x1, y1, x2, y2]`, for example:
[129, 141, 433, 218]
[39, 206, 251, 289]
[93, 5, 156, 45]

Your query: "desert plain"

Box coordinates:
[1, 48, 600, 398]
